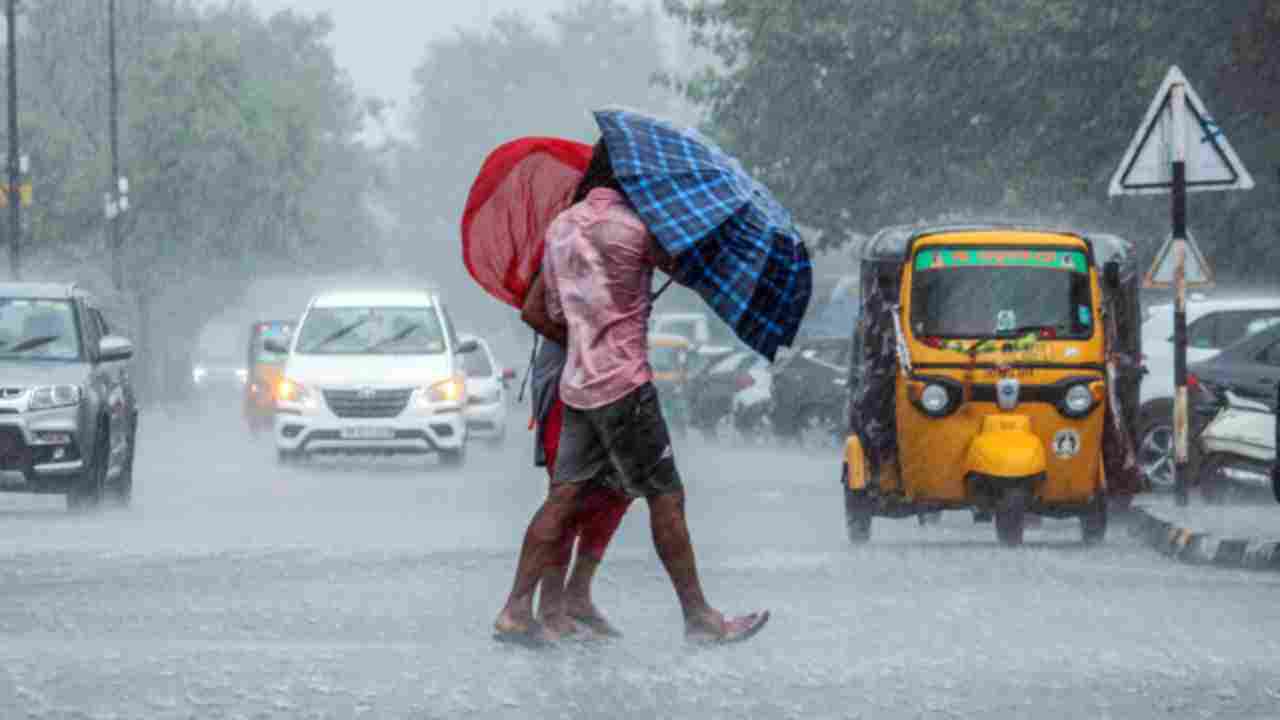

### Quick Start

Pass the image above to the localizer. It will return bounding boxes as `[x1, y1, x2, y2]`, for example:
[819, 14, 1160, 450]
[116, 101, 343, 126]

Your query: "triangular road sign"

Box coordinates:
[1109, 66, 1254, 196]
[1143, 232, 1214, 288]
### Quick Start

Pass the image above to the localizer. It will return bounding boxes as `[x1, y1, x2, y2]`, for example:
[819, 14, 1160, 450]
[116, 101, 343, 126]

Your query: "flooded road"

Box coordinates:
[2, 408, 1278, 719]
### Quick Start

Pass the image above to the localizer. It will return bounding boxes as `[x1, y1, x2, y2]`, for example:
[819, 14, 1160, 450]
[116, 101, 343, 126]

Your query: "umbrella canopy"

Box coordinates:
[594, 108, 812, 360]
[460, 137, 593, 309]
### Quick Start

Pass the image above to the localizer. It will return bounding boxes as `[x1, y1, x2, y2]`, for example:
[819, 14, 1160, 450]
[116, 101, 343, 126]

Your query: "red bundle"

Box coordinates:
[460, 137, 593, 309]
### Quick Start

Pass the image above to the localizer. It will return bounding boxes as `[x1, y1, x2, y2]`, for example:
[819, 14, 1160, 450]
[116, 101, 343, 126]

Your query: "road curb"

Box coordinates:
[1128, 506, 1280, 571]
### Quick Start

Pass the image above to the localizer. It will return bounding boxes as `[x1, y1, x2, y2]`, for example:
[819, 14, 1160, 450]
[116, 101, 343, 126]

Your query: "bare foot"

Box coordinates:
[685, 609, 771, 645]
[538, 610, 580, 639]
[495, 609, 559, 644]
[566, 599, 623, 638]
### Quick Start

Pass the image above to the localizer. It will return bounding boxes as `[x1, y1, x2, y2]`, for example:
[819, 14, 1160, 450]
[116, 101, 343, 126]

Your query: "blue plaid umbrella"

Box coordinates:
[594, 108, 812, 360]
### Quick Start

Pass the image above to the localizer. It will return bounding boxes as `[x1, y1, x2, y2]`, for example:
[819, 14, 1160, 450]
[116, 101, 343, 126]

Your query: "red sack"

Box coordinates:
[461, 137, 593, 309]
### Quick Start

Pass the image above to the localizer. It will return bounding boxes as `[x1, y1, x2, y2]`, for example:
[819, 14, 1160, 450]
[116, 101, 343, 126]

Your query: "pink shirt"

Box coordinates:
[544, 188, 655, 410]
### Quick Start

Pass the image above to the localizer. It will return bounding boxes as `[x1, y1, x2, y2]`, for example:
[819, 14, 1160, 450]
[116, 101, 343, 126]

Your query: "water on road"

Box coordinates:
[2, 407, 1278, 718]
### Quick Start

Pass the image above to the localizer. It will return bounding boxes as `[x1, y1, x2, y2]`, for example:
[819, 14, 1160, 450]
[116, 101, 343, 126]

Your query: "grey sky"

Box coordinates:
[245, 0, 651, 114]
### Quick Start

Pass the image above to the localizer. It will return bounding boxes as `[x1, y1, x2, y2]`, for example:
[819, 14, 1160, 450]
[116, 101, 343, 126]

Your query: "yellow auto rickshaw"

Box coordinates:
[244, 320, 294, 437]
[842, 225, 1144, 545]
[650, 332, 693, 437]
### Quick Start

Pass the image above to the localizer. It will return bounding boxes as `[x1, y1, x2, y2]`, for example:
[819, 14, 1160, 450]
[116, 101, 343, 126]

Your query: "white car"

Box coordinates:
[1138, 296, 1280, 489]
[272, 290, 475, 467]
[460, 334, 512, 446]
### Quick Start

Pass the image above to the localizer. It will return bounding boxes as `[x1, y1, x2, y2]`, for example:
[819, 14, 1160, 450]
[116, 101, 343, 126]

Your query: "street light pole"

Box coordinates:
[108, 0, 122, 291]
[6, 0, 20, 280]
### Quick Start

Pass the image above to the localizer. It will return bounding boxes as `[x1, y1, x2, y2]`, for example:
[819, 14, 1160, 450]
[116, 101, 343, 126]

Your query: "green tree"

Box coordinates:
[393, 0, 674, 341]
[665, 1, 1277, 280]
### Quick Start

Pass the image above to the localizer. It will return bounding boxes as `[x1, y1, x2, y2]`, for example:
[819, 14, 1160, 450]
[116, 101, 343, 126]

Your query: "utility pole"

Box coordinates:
[6, 0, 20, 280]
[108, 0, 122, 291]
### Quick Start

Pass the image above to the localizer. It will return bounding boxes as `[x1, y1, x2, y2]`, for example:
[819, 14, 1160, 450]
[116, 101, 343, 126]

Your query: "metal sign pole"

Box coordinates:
[1170, 83, 1190, 507]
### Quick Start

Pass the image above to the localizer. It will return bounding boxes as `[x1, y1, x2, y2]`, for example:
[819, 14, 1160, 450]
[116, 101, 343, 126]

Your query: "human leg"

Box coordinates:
[564, 487, 633, 635]
[591, 384, 769, 641]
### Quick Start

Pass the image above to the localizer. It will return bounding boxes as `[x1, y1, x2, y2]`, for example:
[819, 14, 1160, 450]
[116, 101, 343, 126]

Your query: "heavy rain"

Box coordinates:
[1, 1, 1278, 718]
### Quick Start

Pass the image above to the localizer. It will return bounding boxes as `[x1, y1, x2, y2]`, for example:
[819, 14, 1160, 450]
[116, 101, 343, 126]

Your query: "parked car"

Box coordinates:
[460, 333, 514, 447]
[1196, 392, 1275, 503]
[686, 350, 764, 441]
[0, 283, 137, 509]
[271, 290, 476, 468]
[770, 336, 851, 449]
[1190, 322, 1280, 501]
[730, 354, 773, 442]
[1137, 297, 1280, 491]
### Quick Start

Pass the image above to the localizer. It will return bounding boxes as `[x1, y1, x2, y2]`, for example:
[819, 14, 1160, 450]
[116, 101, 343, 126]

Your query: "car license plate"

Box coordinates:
[340, 427, 395, 440]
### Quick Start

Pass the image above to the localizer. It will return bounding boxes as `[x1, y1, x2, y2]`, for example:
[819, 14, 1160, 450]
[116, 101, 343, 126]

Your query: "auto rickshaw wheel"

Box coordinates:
[843, 485, 873, 544]
[994, 489, 1028, 546]
[1080, 494, 1107, 545]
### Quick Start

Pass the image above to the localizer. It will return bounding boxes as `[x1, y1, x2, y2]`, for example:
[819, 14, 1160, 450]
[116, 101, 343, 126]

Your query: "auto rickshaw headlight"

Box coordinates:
[1061, 383, 1095, 418]
[920, 384, 952, 416]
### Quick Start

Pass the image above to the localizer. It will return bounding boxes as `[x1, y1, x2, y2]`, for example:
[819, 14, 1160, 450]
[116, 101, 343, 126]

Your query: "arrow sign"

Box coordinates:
[1109, 66, 1254, 196]
[1143, 231, 1214, 289]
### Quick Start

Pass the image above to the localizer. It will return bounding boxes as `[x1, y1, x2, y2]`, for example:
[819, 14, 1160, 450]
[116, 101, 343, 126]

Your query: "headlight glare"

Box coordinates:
[276, 378, 316, 408]
[423, 376, 466, 406]
[29, 384, 82, 410]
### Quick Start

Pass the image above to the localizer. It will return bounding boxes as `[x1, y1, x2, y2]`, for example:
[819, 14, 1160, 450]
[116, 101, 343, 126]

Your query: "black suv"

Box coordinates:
[770, 336, 851, 448]
[0, 283, 137, 509]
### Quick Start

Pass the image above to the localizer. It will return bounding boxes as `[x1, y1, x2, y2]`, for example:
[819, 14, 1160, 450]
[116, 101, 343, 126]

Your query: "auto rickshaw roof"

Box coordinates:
[863, 224, 1134, 267]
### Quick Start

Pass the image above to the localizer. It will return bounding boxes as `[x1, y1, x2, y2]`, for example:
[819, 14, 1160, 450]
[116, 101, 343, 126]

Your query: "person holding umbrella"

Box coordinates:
[495, 111, 810, 645]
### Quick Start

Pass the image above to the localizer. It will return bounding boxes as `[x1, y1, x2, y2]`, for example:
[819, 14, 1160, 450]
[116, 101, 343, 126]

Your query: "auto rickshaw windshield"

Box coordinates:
[910, 247, 1094, 340]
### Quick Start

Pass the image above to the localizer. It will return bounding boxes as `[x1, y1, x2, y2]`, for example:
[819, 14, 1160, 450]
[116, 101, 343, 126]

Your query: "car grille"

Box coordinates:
[0, 426, 30, 470]
[323, 388, 412, 419]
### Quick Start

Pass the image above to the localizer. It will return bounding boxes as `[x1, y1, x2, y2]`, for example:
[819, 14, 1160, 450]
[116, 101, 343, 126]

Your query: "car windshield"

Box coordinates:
[910, 247, 1095, 340]
[295, 307, 446, 355]
[254, 323, 293, 364]
[0, 298, 81, 361]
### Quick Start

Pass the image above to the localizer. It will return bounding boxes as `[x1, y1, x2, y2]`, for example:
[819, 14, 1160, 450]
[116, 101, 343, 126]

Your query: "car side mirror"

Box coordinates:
[99, 335, 133, 362]
[1103, 261, 1121, 291]
[263, 338, 289, 355]
[456, 339, 479, 354]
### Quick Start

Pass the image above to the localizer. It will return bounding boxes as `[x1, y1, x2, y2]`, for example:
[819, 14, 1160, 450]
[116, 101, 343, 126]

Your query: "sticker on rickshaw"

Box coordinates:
[916, 248, 1089, 273]
[1052, 429, 1081, 459]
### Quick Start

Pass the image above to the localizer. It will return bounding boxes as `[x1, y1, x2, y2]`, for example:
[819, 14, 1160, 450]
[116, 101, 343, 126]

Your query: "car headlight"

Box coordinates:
[419, 376, 466, 407]
[276, 378, 317, 408]
[29, 384, 82, 411]
[920, 383, 953, 417]
[192, 366, 208, 384]
[1059, 383, 1096, 418]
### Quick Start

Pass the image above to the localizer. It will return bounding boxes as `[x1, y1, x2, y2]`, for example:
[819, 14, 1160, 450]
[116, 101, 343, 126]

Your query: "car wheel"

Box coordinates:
[67, 429, 108, 512]
[1080, 494, 1107, 545]
[844, 484, 873, 544]
[797, 406, 842, 451]
[995, 489, 1028, 546]
[1137, 400, 1175, 491]
[106, 429, 136, 509]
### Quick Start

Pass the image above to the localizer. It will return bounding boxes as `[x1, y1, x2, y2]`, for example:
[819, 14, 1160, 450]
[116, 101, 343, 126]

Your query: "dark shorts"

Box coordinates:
[553, 383, 683, 499]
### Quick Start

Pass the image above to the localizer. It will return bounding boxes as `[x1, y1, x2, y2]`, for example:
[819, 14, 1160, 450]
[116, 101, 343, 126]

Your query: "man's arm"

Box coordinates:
[651, 238, 680, 279]
[521, 272, 568, 346]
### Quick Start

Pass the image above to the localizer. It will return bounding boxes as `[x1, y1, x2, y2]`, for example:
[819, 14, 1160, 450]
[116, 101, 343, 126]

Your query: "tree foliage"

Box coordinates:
[5, 0, 381, 398]
[393, 0, 675, 342]
[665, 1, 1279, 281]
